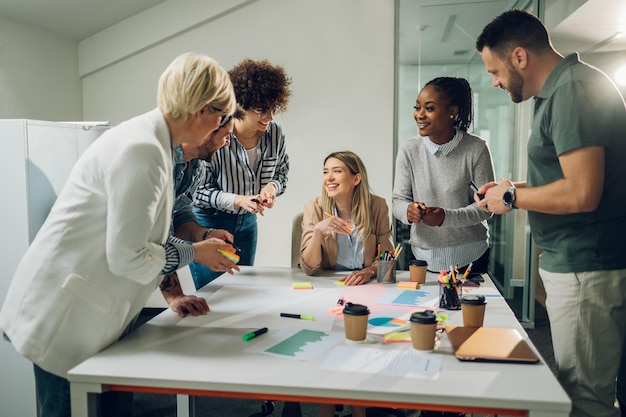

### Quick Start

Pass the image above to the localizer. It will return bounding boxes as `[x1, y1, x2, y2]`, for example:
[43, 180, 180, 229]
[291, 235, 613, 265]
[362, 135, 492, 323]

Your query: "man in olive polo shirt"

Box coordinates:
[475, 9, 626, 417]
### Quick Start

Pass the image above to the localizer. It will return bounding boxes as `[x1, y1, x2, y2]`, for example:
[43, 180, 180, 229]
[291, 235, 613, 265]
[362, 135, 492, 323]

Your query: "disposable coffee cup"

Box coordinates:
[377, 260, 396, 283]
[409, 310, 437, 351]
[409, 260, 428, 284]
[343, 302, 370, 342]
[461, 295, 486, 327]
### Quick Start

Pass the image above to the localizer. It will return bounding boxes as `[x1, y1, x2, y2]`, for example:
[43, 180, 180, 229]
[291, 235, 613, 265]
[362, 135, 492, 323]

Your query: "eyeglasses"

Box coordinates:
[209, 105, 232, 128]
[251, 108, 275, 119]
[218, 114, 233, 128]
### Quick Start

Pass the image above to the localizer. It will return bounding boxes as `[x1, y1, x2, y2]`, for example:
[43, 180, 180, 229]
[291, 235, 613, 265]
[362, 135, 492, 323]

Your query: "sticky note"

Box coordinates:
[383, 332, 412, 343]
[217, 249, 240, 263]
[397, 282, 419, 289]
[292, 282, 313, 290]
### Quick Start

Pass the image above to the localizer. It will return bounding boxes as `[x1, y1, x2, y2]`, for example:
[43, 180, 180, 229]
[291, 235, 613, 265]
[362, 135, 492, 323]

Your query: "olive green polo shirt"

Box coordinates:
[527, 53, 626, 273]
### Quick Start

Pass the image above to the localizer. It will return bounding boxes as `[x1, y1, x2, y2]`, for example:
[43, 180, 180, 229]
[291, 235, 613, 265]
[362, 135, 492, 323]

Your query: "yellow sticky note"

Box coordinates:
[384, 332, 412, 343]
[217, 249, 240, 263]
[292, 282, 313, 290]
[397, 282, 419, 289]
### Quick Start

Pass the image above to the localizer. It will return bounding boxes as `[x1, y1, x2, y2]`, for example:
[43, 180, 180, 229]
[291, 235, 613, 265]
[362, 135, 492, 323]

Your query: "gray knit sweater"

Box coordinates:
[392, 131, 495, 249]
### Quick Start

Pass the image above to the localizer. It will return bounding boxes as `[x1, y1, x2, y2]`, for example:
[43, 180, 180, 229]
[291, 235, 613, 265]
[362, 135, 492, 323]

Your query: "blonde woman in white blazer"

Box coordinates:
[0, 53, 239, 417]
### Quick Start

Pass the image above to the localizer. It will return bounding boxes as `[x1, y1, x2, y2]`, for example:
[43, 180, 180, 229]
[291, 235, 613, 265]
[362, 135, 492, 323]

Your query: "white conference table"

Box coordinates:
[68, 266, 570, 417]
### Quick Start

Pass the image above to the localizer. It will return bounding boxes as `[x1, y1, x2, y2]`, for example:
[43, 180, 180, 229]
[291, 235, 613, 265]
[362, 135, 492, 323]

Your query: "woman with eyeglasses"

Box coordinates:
[191, 58, 292, 289]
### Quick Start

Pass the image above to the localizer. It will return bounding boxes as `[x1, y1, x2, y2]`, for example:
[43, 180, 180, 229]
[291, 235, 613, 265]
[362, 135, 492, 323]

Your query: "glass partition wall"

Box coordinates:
[395, 0, 541, 326]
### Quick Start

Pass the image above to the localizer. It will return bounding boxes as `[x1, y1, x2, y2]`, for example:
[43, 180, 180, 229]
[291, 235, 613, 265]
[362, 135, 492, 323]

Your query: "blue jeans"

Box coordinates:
[34, 364, 70, 417]
[190, 208, 258, 289]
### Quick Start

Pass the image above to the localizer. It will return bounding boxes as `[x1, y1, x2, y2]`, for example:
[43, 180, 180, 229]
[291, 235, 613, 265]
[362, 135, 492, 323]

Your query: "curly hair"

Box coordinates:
[228, 58, 292, 114]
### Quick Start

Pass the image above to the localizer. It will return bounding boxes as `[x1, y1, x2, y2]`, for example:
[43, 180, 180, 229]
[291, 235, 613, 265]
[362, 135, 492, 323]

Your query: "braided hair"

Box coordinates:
[424, 77, 473, 131]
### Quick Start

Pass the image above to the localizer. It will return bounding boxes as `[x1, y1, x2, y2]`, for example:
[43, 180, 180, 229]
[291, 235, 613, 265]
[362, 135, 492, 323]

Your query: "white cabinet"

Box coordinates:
[0, 119, 107, 417]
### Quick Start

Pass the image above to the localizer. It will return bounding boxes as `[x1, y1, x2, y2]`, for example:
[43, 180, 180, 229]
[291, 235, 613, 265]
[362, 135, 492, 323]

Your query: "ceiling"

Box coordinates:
[399, 0, 626, 65]
[0, 0, 167, 41]
[0, 0, 623, 60]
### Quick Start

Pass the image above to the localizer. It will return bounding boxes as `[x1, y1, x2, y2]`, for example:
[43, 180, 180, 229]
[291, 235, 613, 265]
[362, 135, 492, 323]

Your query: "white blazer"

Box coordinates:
[0, 109, 174, 377]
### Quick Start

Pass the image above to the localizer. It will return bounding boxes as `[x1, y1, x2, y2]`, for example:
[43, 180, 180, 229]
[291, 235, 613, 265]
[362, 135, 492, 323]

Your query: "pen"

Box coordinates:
[469, 181, 485, 200]
[462, 262, 473, 280]
[280, 312, 315, 321]
[242, 327, 268, 341]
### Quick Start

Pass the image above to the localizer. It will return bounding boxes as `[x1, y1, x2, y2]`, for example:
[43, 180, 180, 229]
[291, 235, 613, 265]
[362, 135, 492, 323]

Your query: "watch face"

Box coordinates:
[504, 191, 513, 204]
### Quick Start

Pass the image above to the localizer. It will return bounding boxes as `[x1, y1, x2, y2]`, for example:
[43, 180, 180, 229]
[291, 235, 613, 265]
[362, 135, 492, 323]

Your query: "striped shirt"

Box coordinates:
[193, 121, 289, 213]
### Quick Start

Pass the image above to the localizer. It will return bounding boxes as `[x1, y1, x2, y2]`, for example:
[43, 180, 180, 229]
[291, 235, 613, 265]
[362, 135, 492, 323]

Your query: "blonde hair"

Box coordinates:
[320, 151, 373, 242]
[157, 53, 235, 120]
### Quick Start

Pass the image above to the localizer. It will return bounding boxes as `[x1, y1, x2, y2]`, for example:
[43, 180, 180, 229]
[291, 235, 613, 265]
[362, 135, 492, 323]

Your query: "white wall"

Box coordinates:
[80, 0, 396, 268]
[0, 16, 82, 120]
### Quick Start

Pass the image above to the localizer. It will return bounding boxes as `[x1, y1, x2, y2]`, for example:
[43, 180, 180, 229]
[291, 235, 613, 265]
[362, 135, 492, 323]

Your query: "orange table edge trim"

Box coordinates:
[108, 384, 527, 416]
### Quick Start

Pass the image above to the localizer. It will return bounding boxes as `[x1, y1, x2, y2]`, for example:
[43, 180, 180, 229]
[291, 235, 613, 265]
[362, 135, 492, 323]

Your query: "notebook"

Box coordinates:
[445, 326, 539, 363]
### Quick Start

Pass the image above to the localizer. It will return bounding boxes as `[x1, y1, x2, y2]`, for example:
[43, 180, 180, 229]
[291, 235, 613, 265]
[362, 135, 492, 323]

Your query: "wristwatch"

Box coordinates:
[503, 186, 517, 209]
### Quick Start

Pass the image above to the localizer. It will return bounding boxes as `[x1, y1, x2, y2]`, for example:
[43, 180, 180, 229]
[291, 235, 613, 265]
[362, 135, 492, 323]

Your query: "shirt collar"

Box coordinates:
[173, 145, 185, 165]
[421, 128, 463, 155]
[536, 53, 581, 100]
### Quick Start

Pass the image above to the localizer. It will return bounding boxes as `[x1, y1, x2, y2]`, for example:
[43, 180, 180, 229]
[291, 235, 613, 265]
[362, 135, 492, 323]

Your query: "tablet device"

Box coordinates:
[445, 326, 539, 364]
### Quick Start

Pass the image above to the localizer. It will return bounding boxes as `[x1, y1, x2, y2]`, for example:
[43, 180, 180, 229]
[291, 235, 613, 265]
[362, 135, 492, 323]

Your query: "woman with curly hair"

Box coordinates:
[191, 58, 292, 288]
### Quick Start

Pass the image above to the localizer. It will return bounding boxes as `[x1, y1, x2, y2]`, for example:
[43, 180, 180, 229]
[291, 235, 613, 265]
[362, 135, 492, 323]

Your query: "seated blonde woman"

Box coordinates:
[300, 150, 394, 285]
[300, 150, 394, 417]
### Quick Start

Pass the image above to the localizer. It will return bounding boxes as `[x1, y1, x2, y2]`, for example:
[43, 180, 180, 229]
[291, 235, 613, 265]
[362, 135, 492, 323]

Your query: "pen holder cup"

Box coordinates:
[439, 282, 462, 310]
[377, 260, 397, 284]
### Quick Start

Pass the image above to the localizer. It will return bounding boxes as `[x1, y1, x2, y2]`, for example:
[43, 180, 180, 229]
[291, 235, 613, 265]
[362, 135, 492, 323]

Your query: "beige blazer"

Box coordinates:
[299, 195, 394, 275]
[0, 109, 174, 377]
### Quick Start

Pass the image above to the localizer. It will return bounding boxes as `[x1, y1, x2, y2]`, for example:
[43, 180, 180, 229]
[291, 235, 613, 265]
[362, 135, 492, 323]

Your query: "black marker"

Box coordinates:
[242, 327, 268, 341]
[469, 181, 485, 200]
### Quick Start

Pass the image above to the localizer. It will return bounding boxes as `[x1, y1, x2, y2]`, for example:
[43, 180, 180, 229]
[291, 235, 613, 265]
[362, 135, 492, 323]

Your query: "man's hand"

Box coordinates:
[159, 272, 210, 317]
[193, 238, 240, 274]
[168, 295, 210, 317]
[477, 180, 511, 214]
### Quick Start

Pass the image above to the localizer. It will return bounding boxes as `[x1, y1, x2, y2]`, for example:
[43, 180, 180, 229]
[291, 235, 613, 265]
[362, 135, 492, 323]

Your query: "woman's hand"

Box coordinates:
[341, 268, 377, 286]
[314, 215, 352, 235]
[407, 202, 427, 223]
[259, 183, 277, 208]
[422, 206, 445, 227]
[234, 195, 266, 216]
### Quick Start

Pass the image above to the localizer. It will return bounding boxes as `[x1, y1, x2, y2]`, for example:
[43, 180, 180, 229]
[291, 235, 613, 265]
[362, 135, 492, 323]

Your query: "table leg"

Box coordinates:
[176, 394, 198, 417]
[70, 382, 104, 417]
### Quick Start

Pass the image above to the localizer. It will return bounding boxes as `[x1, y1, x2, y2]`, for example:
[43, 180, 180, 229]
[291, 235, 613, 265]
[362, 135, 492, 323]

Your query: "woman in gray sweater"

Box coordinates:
[392, 77, 495, 276]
